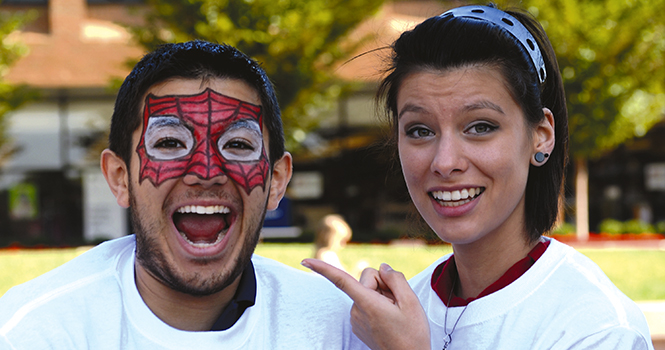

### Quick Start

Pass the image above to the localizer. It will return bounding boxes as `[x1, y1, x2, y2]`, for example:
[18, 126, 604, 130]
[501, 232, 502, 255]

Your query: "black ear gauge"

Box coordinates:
[534, 152, 549, 163]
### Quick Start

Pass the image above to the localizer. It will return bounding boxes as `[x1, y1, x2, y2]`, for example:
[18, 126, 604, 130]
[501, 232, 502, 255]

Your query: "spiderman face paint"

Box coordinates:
[136, 88, 269, 194]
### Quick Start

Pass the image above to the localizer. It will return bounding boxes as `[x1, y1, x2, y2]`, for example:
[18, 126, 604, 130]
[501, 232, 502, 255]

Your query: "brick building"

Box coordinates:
[0, 0, 145, 244]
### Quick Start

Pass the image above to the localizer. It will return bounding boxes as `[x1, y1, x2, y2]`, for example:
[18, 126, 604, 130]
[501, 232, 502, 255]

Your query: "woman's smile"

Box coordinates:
[430, 187, 485, 206]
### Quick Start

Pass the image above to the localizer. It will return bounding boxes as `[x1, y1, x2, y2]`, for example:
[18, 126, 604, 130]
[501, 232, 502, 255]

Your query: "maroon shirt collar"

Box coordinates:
[431, 240, 550, 307]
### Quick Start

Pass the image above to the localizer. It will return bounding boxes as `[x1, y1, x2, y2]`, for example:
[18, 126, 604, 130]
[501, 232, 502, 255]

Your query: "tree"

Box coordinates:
[496, 0, 665, 238]
[131, 0, 385, 151]
[0, 11, 35, 166]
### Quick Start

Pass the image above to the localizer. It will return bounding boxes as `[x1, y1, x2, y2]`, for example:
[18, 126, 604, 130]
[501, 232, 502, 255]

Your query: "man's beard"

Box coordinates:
[128, 180, 266, 297]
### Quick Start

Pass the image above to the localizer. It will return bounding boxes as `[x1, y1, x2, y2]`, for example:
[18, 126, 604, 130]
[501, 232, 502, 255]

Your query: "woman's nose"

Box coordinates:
[430, 136, 468, 177]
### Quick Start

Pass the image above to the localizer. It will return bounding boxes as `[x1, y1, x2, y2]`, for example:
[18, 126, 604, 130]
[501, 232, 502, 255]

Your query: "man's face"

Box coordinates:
[127, 77, 271, 296]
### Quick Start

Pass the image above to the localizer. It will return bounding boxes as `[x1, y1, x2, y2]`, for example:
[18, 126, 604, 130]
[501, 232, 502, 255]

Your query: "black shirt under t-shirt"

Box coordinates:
[210, 261, 257, 331]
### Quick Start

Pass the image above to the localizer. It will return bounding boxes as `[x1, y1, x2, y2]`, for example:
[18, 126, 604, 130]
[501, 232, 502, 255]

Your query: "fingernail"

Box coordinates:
[380, 263, 393, 271]
[301, 260, 312, 269]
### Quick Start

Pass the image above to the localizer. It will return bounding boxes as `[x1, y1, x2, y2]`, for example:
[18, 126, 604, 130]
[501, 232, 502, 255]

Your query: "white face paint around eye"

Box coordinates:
[217, 119, 263, 162]
[144, 115, 195, 160]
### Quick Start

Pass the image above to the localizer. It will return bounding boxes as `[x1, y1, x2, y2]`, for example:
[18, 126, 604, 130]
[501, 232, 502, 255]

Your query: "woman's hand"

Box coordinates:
[302, 259, 431, 350]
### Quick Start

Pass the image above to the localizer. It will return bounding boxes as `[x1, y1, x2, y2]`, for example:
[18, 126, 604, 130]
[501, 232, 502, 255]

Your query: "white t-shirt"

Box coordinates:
[0, 235, 360, 349]
[408, 237, 654, 349]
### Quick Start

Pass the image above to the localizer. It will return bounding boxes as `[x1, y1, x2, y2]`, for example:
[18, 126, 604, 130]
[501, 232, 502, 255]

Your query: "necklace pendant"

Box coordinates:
[442, 334, 451, 350]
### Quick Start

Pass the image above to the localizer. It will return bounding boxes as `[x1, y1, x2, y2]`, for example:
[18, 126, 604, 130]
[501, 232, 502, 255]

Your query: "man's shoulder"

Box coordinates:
[251, 254, 348, 299]
[9, 235, 134, 290]
[0, 235, 135, 327]
[251, 254, 327, 283]
[249, 254, 353, 335]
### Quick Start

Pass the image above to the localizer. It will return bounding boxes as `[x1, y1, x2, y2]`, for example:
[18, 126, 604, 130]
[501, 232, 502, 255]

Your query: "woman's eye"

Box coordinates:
[467, 122, 497, 135]
[406, 126, 434, 138]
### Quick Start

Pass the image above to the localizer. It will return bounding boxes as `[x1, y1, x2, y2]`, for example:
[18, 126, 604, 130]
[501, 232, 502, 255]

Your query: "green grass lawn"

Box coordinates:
[0, 247, 90, 297]
[1, 243, 664, 301]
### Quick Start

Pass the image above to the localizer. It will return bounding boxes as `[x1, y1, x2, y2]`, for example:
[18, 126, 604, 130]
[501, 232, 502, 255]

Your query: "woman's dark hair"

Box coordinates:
[377, 4, 568, 242]
[109, 40, 284, 168]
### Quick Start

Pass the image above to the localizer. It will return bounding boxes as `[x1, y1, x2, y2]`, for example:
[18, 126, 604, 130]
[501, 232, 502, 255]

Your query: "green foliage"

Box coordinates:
[598, 218, 624, 234]
[494, 0, 665, 158]
[0, 10, 37, 165]
[598, 218, 655, 234]
[622, 219, 655, 234]
[132, 0, 384, 151]
[551, 221, 576, 235]
[656, 221, 665, 234]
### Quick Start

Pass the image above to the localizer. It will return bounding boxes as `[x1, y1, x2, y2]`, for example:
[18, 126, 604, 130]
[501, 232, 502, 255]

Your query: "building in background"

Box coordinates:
[1, 0, 663, 246]
[0, 0, 144, 244]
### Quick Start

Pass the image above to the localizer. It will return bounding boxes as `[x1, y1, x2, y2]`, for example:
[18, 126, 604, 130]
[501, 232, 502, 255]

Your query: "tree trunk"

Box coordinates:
[575, 157, 590, 241]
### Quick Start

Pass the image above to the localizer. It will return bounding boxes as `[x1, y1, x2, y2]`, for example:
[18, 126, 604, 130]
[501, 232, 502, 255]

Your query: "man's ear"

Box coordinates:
[267, 152, 293, 211]
[101, 149, 130, 208]
[530, 108, 556, 167]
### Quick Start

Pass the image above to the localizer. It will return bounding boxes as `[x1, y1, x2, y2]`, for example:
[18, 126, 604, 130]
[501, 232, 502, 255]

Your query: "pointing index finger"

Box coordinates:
[302, 258, 373, 304]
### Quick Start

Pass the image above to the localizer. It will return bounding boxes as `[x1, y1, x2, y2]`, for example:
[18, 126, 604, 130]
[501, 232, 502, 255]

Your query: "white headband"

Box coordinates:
[440, 5, 547, 84]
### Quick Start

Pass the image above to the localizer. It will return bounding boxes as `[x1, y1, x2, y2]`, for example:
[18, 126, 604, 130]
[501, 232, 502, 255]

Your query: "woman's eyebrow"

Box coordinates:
[463, 100, 505, 114]
[398, 104, 426, 119]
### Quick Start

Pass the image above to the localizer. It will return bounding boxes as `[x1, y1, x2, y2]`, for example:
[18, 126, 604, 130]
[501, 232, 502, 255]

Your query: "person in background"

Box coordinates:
[304, 4, 654, 349]
[314, 214, 353, 271]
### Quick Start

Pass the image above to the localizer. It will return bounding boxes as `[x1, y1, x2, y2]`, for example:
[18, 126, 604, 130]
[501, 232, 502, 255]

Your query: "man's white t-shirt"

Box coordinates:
[0, 235, 359, 349]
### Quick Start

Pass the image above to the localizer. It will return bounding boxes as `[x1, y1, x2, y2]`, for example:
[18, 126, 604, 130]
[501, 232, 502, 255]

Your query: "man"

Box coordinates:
[0, 41, 357, 349]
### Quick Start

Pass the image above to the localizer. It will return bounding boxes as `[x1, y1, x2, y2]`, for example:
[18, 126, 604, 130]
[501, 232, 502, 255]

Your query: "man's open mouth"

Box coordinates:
[173, 205, 232, 247]
[430, 187, 485, 207]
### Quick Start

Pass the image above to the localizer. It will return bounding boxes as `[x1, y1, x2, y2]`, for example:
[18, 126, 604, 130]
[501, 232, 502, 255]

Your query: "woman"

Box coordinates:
[303, 4, 653, 349]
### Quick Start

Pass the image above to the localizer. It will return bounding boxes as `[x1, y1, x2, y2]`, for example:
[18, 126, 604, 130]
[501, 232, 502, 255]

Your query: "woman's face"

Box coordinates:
[397, 66, 539, 247]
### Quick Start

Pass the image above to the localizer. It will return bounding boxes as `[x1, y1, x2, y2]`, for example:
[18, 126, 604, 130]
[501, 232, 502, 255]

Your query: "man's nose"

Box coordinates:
[182, 141, 229, 186]
[182, 171, 229, 188]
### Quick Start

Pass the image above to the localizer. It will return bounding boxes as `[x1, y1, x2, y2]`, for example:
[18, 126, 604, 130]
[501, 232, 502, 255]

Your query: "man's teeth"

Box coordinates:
[179, 232, 225, 248]
[431, 188, 484, 207]
[177, 205, 230, 215]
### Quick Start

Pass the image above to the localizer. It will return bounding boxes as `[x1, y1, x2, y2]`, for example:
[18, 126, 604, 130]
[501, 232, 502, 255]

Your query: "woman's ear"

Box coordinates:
[530, 108, 556, 167]
[267, 152, 293, 211]
[101, 149, 130, 208]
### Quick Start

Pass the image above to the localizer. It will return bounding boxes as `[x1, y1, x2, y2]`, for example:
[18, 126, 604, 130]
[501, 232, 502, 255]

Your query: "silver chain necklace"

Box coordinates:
[442, 278, 468, 350]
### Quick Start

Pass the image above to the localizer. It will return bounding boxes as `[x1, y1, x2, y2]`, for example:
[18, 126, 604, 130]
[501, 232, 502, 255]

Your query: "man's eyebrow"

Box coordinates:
[228, 119, 262, 132]
[463, 100, 505, 114]
[397, 104, 426, 119]
[149, 115, 183, 127]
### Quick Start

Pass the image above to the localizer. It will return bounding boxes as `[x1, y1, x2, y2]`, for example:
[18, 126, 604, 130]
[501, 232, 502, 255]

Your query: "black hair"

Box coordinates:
[109, 40, 284, 168]
[377, 5, 569, 242]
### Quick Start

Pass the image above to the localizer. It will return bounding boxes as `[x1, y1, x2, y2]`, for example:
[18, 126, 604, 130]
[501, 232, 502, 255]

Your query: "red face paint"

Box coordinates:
[135, 88, 269, 194]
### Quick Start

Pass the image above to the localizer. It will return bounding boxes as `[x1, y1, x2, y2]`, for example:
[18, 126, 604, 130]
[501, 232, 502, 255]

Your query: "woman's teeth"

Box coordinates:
[177, 205, 230, 215]
[431, 187, 484, 207]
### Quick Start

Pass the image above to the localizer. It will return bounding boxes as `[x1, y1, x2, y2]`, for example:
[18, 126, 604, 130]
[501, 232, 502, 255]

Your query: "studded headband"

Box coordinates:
[439, 5, 547, 84]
